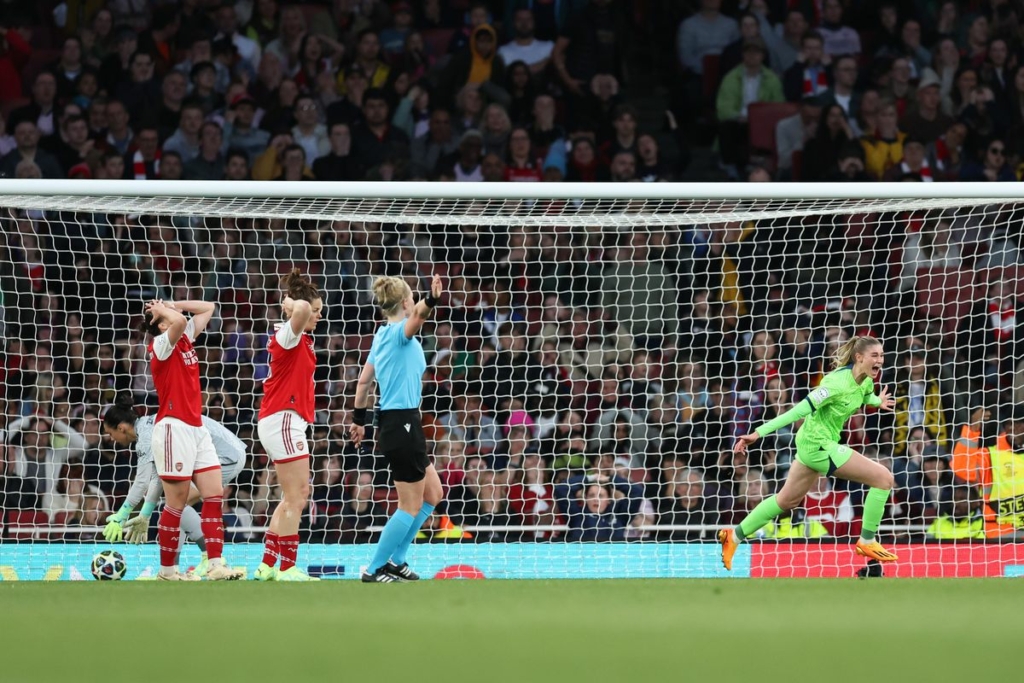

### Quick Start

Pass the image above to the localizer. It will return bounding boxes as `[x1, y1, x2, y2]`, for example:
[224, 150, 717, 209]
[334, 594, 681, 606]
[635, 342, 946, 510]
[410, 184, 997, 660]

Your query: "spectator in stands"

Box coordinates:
[499, 8, 554, 75]
[553, 0, 628, 99]
[925, 120, 967, 180]
[962, 279, 1024, 390]
[783, 32, 830, 103]
[716, 39, 783, 174]
[900, 71, 952, 145]
[601, 229, 679, 345]
[339, 30, 391, 96]
[175, 34, 228, 95]
[818, 0, 861, 58]
[163, 101, 204, 162]
[274, 143, 313, 181]
[960, 137, 1015, 181]
[0, 23, 32, 103]
[159, 149, 183, 179]
[882, 57, 917, 118]
[481, 103, 512, 158]
[555, 473, 628, 542]
[0, 120, 63, 179]
[338, 471, 386, 544]
[114, 50, 160, 116]
[565, 136, 607, 182]
[659, 466, 719, 541]
[188, 61, 223, 116]
[676, 0, 739, 81]
[224, 149, 250, 180]
[824, 55, 861, 127]
[607, 150, 637, 181]
[4, 415, 87, 502]
[900, 217, 963, 291]
[718, 13, 763, 79]
[99, 98, 132, 157]
[776, 95, 822, 178]
[263, 5, 306, 76]
[351, 88, 409, 172]
[860, 101, 905, 179]
[291, 94, 329, 163]
[451, 128, 484, 181]
[503, 126, 543, 181]
[440, 23, 506, 109]
[882, 136, 931, 181]
[760, 8, 807, 74]
[926, 483, 985, 539]
[214, 3, 261, 72]
[183, 121, 226, 180]
[722, 467, 770, 527]
[222, 93, 269, 163]
[50, 115, 94, 176]
[896, 426, 953, 523]
[156, 70, 187, 141]
[800, 103, 855, 181]
[52, 36, 84, 101]
[312, 122, 361, 181]
[409, 108, 457, 178]
[886, 346, 949, 457]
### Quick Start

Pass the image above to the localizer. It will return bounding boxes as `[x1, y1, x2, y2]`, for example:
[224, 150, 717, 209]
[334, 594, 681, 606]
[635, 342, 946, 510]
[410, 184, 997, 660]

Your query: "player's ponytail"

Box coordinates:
[832, 335, 880, 370]
[103, 391, 139, 429]
[372, 276, 411, 317]
[282, 268, 320, 302]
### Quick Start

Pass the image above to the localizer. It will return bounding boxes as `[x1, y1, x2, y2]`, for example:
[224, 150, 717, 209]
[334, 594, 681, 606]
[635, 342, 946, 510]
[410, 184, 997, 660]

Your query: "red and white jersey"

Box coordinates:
[148, 319, 203, 426]
[260, 322, 316, 422]
[805, 488, 859, 538]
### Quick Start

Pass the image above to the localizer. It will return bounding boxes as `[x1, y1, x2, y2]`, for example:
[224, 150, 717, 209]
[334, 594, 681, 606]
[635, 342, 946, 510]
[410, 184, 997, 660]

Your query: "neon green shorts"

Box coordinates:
[795, 441, 853, 476]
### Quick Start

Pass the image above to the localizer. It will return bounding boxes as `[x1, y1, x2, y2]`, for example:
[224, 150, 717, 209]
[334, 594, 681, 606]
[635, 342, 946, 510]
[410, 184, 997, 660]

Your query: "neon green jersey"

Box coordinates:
[756, 367, 882, 445]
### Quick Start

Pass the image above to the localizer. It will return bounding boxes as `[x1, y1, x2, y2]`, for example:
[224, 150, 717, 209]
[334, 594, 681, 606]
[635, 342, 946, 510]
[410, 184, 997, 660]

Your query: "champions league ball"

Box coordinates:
[91, 550, 127, 580]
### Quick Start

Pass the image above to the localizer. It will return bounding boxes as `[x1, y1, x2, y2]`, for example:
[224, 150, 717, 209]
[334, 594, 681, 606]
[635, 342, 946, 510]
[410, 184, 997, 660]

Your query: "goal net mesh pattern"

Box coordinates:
[2, 189, 1021, 579]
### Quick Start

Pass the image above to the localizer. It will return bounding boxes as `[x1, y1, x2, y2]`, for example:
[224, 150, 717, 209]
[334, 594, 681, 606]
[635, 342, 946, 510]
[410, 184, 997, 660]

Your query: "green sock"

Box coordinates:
[860, 487, 890, 542]
[735, 495, 784, 541]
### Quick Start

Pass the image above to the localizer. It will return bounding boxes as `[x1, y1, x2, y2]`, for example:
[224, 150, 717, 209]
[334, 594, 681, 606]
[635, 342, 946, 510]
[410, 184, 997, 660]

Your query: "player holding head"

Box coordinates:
[720, 335, 899, 569]
[102, 392, 247, 578]
[141, 299, 243, 580]
[349, 274, 445, 583]
[254, 269, 323, 582]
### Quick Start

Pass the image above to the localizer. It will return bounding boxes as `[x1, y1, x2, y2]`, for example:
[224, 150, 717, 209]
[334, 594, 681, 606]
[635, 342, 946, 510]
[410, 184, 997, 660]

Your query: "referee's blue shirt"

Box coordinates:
[367, 321, 427, 411]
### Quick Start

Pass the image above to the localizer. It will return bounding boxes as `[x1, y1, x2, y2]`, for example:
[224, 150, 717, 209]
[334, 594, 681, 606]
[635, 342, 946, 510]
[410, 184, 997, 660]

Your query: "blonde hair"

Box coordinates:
[832, 335, 882, 369]
[372, 276, 411, 316]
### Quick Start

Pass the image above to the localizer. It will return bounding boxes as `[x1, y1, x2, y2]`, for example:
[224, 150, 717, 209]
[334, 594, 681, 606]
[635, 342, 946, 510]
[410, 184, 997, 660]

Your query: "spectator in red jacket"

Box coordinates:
[0, 24, 31, 103]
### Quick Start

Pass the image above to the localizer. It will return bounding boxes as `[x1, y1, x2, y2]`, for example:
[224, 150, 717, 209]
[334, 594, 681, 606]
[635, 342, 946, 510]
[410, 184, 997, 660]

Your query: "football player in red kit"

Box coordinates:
[254, 270, 323, 582]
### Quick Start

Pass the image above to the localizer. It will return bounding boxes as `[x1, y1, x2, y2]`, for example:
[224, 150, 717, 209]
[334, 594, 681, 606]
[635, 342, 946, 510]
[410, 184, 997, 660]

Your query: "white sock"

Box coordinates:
[159, 565, 178, 577]
[209, 557, 225, 568]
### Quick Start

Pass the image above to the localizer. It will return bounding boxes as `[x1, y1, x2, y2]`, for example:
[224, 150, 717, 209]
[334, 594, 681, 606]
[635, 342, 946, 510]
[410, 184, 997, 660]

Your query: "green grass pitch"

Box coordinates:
[2, 579, 1021, 682]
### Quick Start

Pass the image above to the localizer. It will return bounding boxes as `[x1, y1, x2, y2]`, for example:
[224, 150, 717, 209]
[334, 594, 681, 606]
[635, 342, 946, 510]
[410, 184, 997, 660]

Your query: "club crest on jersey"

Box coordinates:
[175, 463, 183, 472]
[809, 387, 830, 403]
[297, 441, 305, 451]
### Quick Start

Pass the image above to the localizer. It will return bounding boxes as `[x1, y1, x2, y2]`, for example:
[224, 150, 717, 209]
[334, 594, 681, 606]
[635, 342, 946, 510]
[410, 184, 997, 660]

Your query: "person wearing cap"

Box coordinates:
[951, 406, 1024, 538]
[223, 92, 269, 162]
[438, 23, 506, 109]
[901, 69, 954, 143]
[716, 38, 783, 172]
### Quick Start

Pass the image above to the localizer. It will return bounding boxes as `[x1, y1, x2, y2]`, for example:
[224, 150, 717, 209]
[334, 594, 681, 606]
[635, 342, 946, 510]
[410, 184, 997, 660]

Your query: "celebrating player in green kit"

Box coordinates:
[720, 336, 899, 569]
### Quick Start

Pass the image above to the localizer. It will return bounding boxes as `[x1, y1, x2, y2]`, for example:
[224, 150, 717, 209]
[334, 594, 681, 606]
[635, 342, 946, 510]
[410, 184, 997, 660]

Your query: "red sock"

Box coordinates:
[262, 532, 279, 568]
[200, 497, 224, 561]
[278, 534, 299, 572]
[157, 506, 182, 568]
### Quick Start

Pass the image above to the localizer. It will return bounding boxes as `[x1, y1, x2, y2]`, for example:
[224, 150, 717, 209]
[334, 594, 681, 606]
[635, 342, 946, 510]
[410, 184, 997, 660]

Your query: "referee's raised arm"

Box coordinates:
[403, 273, 444, 339]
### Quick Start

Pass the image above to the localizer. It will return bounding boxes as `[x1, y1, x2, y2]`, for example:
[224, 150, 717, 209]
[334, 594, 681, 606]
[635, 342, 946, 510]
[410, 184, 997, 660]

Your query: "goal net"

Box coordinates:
[2, 180, 1023, 580]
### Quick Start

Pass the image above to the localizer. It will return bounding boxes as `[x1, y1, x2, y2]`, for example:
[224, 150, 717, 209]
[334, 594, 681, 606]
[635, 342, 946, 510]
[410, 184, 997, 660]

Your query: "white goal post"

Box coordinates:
[2, 180, 1023, 580]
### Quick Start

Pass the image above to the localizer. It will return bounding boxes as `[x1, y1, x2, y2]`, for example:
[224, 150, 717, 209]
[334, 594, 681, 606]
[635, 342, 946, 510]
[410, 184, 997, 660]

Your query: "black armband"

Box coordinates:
[352, 407, 368, 426]
[424, 293, 440, 309]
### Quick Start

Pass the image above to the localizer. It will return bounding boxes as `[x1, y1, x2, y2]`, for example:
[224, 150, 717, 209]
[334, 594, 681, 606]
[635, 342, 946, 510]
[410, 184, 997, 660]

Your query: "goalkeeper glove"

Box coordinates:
[103, 503, 135, 543]
[123, 515, 150, 544]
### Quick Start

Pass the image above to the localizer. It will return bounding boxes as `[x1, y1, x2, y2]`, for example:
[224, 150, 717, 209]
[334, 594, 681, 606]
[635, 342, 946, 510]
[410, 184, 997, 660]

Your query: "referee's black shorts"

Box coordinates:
[377, 409, 429, 483]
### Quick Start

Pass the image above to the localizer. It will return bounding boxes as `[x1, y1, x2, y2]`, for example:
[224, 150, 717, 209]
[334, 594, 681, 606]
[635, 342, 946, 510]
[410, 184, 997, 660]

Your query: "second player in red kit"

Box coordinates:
[255, 269, 323, 581]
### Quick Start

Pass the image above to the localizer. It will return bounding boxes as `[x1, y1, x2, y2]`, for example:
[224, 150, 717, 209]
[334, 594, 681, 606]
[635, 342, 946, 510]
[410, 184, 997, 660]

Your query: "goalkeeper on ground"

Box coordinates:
[719, 336, 899, 570]
[101, 392, 246, 578]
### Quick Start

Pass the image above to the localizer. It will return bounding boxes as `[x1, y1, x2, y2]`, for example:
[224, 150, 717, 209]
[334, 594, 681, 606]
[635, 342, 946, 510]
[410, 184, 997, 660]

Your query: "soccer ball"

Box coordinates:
[91, 550, 127, 580]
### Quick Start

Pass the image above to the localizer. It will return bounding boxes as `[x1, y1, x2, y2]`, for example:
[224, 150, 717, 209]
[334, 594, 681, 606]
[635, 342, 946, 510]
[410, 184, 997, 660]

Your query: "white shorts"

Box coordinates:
[152, 418, 220, 481]
[221, 458, 244, 486]
[258, 411, 310, 463]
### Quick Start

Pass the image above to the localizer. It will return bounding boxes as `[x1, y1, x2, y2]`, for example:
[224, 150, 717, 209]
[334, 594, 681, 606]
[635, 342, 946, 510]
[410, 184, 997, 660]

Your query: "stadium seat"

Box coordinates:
[5, 510, 49, 540]
[915, 267, 981, 334]
[747, 102, 799, 170]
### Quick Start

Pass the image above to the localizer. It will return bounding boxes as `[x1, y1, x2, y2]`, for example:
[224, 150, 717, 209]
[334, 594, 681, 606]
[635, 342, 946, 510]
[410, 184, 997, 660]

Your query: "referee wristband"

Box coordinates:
[424, 294, 439, 309]
[352, 407, 368, 426]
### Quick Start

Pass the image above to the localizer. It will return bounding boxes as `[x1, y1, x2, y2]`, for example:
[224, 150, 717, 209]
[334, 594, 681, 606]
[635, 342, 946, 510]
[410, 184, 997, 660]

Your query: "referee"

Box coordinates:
[350, 274, 445, 583]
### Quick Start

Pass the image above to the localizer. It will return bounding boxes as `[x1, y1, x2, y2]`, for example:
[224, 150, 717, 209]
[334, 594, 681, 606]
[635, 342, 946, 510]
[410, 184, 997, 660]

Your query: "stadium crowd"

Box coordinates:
[2, 0, 1024, 545]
